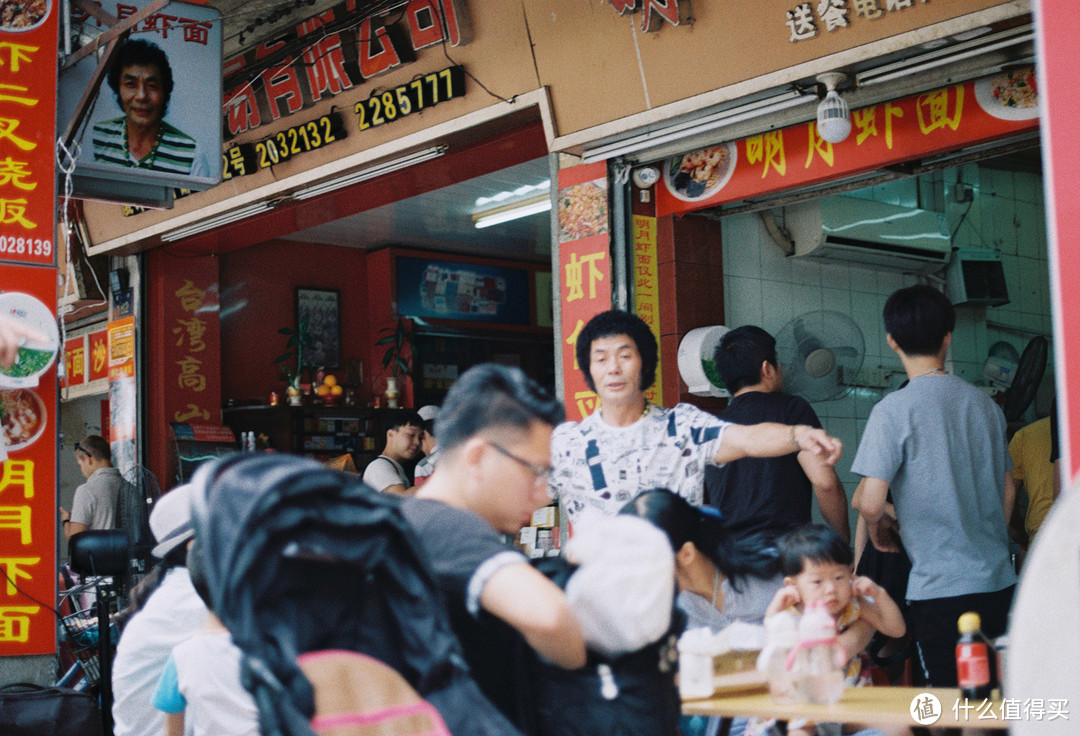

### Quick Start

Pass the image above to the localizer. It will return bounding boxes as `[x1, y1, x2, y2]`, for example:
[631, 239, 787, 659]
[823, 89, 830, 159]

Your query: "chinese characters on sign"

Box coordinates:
[656, 70, 1041, 217]
[172, 280, 212, 422]
[632, 215, 664, 406]
[785, 0, 926, 43]
[558, 163, 611, 420]
[0, 266, 59, 657]
[223, 0, 472, 138]
[0, 0, 58, 659]
[608, 0, 689, 33]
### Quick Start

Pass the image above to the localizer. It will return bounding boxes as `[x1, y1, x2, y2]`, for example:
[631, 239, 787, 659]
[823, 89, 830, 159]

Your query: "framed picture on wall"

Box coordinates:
[296, 287, 341, 369]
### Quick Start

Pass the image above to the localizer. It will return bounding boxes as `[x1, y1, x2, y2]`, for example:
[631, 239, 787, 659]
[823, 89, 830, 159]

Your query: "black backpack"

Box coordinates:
[189, 453, 521, 736]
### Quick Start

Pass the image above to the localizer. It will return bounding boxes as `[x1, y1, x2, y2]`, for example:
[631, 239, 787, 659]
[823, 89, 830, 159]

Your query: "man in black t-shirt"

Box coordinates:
[401, 365, 585, 732]
[705, 325, 850, 543]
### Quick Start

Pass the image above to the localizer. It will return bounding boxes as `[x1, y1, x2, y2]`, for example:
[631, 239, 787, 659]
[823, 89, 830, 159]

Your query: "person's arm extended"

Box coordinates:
[480, 562, 586, 669]
[851, 576, 906, 639]
[800, 454, 849, 543]
[164, 712, 185, 736]
[835, 618, 875, 664]
[381, 483, 409, 496]
[851, 476, 899, 553]
[1003, 471, 1016, 527]
[715, 423, 842, 466]
[59, 507, 86, 540]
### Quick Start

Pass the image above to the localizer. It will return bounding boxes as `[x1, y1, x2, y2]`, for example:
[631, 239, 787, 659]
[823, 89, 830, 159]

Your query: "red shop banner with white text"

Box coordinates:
[657, 67, 1041, 217]
[557, 162, 611, 421]
[0, 0, 59, 657]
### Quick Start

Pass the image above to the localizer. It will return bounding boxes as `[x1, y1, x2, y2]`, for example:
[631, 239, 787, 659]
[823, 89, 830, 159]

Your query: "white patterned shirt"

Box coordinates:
[550, 403, 729, 522]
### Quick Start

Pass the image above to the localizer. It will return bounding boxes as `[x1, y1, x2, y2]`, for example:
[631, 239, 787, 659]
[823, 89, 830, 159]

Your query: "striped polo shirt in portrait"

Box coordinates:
[91, 118, 197, 175]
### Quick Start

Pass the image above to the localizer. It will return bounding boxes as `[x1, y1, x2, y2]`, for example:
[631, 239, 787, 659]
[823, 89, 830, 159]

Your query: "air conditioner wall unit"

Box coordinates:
[784, 196, 951, 274]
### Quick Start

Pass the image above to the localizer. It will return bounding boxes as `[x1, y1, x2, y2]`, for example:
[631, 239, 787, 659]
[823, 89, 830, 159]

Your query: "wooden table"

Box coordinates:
[683, 686, 1009, 730]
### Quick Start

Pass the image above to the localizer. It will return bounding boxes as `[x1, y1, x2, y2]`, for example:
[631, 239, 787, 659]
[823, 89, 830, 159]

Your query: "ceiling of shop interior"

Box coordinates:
[279, 157, 553, 262]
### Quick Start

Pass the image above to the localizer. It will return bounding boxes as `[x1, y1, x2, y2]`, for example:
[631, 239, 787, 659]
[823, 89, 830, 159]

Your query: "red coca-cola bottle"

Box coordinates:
[956, 611, 997, 699]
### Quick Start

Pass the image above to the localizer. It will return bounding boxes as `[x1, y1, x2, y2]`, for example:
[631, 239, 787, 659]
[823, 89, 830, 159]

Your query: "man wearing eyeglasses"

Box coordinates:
[61, 435, 123, 540]
[401, 364, 585, 732]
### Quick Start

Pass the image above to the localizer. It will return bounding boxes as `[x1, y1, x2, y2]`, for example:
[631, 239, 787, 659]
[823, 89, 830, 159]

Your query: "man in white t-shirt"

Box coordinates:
[361, 409, 423, 495]
[550, 310, 842, 522]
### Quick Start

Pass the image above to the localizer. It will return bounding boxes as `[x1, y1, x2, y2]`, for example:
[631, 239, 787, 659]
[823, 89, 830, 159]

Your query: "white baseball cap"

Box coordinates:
[150, 483, 195, 558]
[417, 405, 439, 422]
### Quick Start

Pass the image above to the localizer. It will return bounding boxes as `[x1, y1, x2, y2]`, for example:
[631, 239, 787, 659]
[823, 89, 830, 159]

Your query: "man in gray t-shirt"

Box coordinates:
[61, 434, 124, 540]
[852, 285, 1016, 688]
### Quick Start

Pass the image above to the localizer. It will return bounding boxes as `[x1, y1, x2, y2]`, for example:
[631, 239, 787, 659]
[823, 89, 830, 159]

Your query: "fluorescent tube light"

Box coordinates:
[160, 201, 273, 242]
[856, 25, 1033, 87]
[472, 195, 551, 229]
[581, 90, 811, 164]
[293, 145, 448, 200]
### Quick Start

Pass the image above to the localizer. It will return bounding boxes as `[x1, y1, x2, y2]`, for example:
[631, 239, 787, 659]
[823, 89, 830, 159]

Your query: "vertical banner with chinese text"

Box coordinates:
[631, 214, 663, 406]
[557, 163, 611, 420]
[0, 267, 58, 656]
[108, 316, 137, 475]
[0, 0, 59, 657]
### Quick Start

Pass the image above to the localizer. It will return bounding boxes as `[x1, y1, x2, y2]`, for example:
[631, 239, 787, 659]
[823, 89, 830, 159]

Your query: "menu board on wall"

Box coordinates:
[396, 256, 532, 326]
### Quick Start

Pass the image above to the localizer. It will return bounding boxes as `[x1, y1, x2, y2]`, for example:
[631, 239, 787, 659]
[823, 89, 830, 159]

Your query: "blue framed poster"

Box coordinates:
[396, 257, 531, 325]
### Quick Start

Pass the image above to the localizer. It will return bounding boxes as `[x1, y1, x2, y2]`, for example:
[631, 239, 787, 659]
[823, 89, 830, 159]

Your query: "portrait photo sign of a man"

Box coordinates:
[61, 0, 222, 190]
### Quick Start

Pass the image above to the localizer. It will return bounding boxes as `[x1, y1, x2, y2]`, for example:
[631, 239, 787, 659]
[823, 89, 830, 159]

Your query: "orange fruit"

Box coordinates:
[316, 384, 330, 397]
[330, 384, 343, 396]
[323, 375, 338, 387]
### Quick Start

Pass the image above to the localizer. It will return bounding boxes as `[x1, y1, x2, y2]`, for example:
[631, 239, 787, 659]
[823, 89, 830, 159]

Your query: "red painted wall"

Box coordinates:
[218, 240, 371, 405]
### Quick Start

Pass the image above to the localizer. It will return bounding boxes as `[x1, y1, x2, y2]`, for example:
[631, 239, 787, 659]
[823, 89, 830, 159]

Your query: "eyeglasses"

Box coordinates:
[73, 443, 89, 457]
[486, 441, 553, 486]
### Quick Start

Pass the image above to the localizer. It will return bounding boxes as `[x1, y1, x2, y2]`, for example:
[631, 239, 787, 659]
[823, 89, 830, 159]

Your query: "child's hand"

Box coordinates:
[851, 576, 883, 601]
[765, 585, 802, 618]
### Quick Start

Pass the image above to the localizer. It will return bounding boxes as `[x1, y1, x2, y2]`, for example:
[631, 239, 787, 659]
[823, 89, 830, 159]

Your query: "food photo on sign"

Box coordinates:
[57, 0, 223, 202]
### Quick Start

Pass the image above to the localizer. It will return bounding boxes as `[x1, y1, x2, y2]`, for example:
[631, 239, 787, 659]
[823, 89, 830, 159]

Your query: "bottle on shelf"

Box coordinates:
[956, 611, 998, 700]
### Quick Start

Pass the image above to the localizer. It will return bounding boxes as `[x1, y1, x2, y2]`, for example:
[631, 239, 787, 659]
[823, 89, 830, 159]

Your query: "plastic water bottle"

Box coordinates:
[956, 611, 997, 700]
[790, 601, 845, 705]
[758, 610, 798, 703]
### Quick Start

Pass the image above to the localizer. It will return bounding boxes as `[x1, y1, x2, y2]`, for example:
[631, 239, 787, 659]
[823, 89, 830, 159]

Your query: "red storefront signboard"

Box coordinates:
[61, 335, 86, 389]
[88, 329, 108, 383]
[0, 0, 59, 657]
[657, 68, 1041, 217]
[0, 268, 58, 656]
[557, 162, 611, 420]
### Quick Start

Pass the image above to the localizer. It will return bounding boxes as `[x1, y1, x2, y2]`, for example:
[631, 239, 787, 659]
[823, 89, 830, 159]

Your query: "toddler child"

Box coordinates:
[758, 524, 907, 736]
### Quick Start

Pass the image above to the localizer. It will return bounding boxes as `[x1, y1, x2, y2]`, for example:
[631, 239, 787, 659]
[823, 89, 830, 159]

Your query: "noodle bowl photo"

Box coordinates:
[0, 388, 45, 451]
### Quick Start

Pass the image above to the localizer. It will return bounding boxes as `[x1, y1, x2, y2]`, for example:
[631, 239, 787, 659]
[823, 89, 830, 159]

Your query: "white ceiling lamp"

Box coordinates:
[581, 89, 812, 164]
[293, 145, 448, 201]
[472, 194, 551, 229]
[816, 72, 851, 145]
[160, 201, 274, 242]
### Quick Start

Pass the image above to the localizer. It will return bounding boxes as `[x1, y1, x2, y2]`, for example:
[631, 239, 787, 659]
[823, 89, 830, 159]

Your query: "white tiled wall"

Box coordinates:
[720, 164, 1053, 528]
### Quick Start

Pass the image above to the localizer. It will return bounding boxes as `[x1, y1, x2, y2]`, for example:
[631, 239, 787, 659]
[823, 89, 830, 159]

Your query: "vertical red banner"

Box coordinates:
[0, 268, 58, 656]
[0, 0, 58, 657]
[557, 163, 611, 420]
[161, 268, 221, 427]
[1035, 0, 1080, 484]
